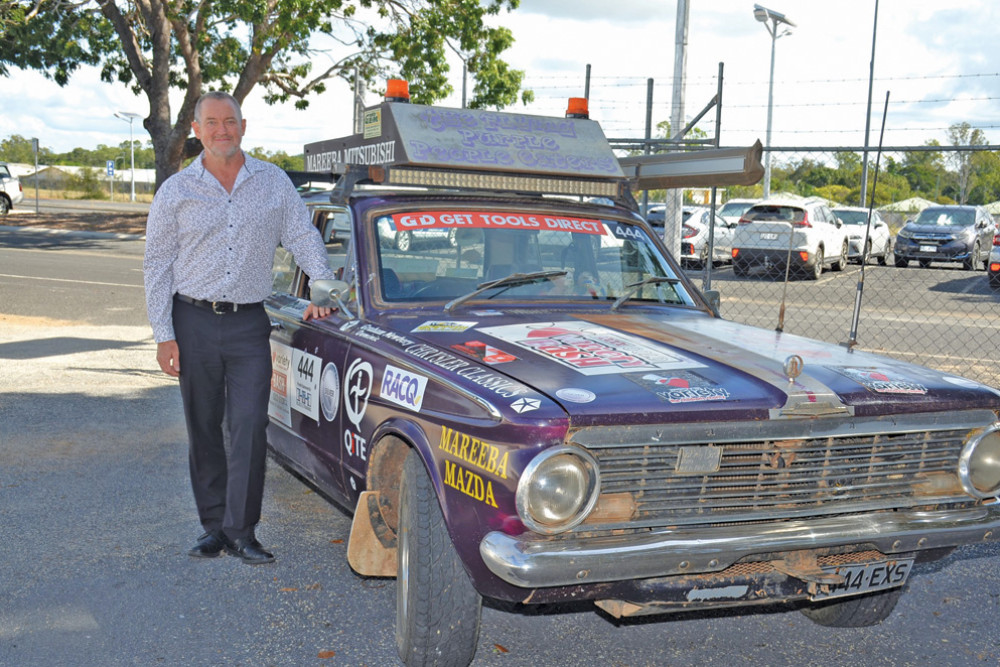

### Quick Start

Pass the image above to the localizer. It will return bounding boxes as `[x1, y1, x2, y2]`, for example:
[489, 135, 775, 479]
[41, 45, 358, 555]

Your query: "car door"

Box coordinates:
[711, 211, 735, 260]
[265, 204, 356, 505]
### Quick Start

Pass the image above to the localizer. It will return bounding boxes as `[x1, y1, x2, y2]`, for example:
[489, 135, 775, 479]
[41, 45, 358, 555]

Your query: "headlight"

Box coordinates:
[516, 446, 600, 534]
[897, 228, 913, 239]
[958, 425, 1000, 498]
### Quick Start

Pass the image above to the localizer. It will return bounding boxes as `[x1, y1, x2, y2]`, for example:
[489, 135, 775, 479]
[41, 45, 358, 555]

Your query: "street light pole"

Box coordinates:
[753, 4, 794, 200]
[114, 111, 142, 202]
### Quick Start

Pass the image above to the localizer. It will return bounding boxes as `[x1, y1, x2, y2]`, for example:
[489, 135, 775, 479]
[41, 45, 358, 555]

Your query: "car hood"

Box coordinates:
[379, 309, 1000, 427]
[902, 223, 973, 236]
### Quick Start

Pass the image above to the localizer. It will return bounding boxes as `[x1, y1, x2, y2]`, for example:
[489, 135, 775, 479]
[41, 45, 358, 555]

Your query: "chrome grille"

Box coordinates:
[583, 427, 973, 530]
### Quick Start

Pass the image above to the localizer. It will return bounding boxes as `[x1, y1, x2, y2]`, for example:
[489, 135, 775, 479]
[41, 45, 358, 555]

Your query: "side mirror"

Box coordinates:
[311, 278, 354, 318]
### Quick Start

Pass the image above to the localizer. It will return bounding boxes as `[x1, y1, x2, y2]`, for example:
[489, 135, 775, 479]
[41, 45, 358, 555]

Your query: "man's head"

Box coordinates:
[192, 92, 246, 160]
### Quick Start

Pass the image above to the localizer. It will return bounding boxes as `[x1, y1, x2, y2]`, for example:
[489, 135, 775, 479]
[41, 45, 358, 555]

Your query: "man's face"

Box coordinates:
[193, 98, 246, 159]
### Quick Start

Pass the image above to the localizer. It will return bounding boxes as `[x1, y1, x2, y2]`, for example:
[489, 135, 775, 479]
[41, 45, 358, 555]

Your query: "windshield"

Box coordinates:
[372, 208, 695, 308]
[914, 208, 975, 227]
[834, 210, 869, 225]
[719, 201, 754, 218]
[742, 205, 805, 224]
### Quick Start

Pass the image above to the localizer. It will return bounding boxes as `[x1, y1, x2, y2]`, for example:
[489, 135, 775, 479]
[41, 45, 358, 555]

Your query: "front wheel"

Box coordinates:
[0, 195, 9, 215]
[878, 239, 893, 266]
[395, 231, 413, 252]
[800, 586, 904, 628]
[396, 449, 482, 667]
[832, 242, 848, 271]
[963, 242, 980, 271]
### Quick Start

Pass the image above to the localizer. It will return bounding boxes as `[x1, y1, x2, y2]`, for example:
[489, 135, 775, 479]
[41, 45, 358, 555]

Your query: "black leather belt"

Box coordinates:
[176, 293, 262, 315]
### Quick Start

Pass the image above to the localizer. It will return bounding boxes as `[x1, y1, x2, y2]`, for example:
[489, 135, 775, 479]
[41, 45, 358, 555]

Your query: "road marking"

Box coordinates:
[0, 273, 141, 288]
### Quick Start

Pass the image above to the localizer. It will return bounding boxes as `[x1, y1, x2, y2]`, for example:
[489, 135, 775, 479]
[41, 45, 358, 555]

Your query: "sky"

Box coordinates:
[2, 0, 999, 159]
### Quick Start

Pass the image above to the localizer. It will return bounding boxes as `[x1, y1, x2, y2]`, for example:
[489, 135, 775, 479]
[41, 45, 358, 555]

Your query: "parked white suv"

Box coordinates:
[0, 163, 24, 215]
[731, 198, 849, 279]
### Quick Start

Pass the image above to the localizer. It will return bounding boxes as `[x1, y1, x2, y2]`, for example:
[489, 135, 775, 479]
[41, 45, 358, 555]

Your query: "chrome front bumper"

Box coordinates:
[480, 505, 1000, 588]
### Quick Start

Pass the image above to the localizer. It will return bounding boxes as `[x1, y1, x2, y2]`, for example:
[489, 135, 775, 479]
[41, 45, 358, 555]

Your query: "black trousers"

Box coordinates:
[172, 295, 272, 541]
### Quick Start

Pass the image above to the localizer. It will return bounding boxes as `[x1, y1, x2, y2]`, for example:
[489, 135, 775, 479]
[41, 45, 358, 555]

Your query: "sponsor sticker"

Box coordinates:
[320, 362, 340, 421]
[268, 341, 293, 427]
[510, 397, 541, 413]
[380, 364, 428, 412]
[451, 341, 517, 364]
[832, 367, 928, 395]
[556, 388, 596, 403]
[629, 370, 731, 404]
[292, 349, 322, 420]
[412, 320, 477, 333]
[479, 321, 703, 376]
[390, 210, 605, 235]
[344, 357, 374, 428]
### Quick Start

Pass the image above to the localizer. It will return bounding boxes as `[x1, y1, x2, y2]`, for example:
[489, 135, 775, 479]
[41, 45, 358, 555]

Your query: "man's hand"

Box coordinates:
[303, 303, 334, 321]
[157, 340, 181, 377]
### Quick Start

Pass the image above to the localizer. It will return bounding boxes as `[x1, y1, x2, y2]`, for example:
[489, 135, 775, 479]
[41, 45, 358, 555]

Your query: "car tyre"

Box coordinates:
[990, 275, 1000, 290]
[808, 246, 824, 280]
[395, 231, 413, 252]
[396, 448, 482, 667]
[878, 240, 893, 266]
[0, 195, 9, 216]
[800, 586, 904, 628]
[918, 258, 932, 268]
[894, 255, 908, 268]
[963, 242, 980, 271]
[832, 241, 848, 271]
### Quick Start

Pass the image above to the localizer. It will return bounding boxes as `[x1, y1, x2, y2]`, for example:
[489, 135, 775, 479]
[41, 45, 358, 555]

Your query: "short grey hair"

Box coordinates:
[194, 91, 242, 123]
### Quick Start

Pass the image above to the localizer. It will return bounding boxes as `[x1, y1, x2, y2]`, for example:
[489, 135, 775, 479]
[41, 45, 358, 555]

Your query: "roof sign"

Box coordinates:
[304, 102, 624, 180]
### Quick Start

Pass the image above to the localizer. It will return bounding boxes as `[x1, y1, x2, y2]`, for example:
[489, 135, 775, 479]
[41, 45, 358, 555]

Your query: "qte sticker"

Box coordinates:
[292, 349, 322, 420]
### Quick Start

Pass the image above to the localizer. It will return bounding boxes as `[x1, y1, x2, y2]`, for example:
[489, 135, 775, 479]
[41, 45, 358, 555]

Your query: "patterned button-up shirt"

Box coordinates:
[144, 152, 334, 343]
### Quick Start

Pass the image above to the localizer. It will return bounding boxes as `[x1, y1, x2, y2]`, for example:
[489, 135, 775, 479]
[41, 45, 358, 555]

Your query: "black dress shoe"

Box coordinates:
[188, 530, 231, 558]
[226, 536, 275, 564]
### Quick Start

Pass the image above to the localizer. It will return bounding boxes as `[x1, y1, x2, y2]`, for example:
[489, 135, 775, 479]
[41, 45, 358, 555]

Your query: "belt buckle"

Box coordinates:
[212, 301, 228, 315]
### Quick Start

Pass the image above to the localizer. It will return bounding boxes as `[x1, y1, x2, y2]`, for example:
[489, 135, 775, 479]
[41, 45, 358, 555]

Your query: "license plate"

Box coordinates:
[919, 244, 936, 252]
[761, 232, 779, 240]
[811, 558, 913, 600]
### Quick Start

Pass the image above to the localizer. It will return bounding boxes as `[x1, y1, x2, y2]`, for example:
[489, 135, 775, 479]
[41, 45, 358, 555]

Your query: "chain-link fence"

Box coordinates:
[679, 147, 1000, 386]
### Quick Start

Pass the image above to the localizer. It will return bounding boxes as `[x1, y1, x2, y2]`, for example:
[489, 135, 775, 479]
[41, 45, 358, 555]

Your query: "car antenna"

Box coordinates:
[844, 90, 891, 350]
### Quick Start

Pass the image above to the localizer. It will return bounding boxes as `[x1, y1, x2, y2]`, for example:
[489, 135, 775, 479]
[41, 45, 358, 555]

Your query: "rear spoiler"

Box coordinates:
[619, 140, 764, 190]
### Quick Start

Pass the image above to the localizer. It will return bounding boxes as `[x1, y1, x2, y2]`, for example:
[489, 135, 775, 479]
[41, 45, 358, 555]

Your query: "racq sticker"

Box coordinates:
[268, 341, 293, 427]
[392, 210, 605, 235]
[380, 364, 428, 412]
[412, 320, 477, 333]
[292, 349, 322, 420]
[478, 321, 704, 376]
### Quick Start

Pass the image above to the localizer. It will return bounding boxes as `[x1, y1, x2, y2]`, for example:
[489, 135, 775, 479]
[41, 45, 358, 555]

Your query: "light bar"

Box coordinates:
[619, 141, 765, 190]
[385, 166, 620, 198]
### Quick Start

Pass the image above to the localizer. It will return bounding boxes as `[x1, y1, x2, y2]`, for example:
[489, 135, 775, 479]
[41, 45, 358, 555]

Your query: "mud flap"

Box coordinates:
[347, 490, 397, 577]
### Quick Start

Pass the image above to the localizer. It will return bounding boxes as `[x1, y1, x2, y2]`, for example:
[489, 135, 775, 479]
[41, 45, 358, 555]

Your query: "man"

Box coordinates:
[144, 91, 334, 564]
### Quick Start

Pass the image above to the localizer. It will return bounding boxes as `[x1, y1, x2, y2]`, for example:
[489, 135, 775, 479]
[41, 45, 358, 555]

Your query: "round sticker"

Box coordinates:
[320, 362, 340, 421]
[556, 388, 596, 403]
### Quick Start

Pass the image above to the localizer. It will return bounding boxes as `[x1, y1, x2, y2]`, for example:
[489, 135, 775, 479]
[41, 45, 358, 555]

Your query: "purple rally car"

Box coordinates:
[266, 94, 1000, 666]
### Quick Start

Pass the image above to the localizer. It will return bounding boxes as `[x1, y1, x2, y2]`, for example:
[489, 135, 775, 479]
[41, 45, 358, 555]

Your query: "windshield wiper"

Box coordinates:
[610, 276, 682, 311]
[444, 270, 567, 313]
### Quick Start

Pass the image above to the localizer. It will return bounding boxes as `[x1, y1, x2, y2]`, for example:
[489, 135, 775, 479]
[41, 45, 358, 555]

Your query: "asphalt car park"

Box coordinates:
[3, 226, 1000, 666]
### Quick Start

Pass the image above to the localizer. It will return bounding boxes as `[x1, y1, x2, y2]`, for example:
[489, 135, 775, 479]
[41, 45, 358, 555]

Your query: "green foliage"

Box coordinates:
[67, 166, 108, 199]
[246, 146, 304, 171]
[1, 0, 529, 187]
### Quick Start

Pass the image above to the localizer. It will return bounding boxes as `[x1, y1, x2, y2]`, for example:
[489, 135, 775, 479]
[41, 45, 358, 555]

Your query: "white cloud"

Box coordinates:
[3, 0, 999, 158]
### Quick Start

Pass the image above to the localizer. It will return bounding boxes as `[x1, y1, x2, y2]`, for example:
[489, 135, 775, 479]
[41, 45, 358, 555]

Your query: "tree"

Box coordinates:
[947, 122, 988, 204]
[2, 0, 529, 189]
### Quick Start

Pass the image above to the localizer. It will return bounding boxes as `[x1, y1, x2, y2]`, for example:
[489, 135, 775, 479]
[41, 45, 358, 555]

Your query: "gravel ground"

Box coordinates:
[2, 210, 148, 236]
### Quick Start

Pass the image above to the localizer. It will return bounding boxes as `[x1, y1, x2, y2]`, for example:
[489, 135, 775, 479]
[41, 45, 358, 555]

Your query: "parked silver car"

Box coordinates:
[717, 197, 760, 225]
[0, 163, 24, 215]
[832, 206, 893, 265]
[679, 205, 736, 267]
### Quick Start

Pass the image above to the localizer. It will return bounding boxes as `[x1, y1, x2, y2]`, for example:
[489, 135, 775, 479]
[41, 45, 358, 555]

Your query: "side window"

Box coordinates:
[271, 246, 297, 295]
